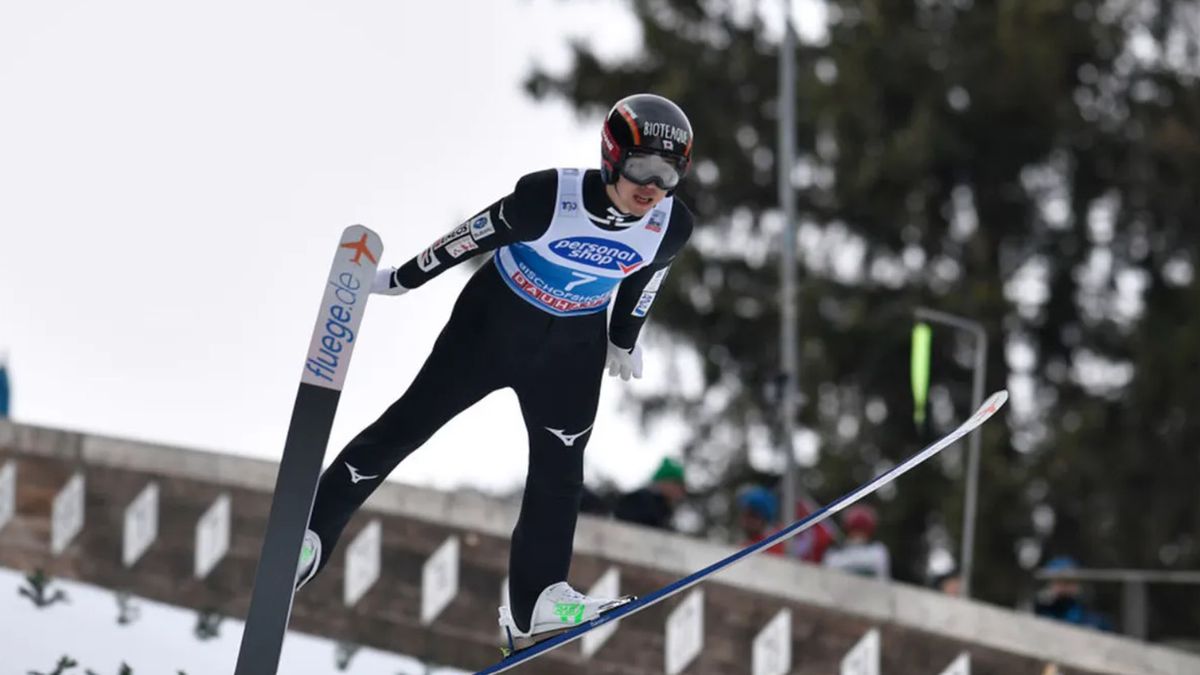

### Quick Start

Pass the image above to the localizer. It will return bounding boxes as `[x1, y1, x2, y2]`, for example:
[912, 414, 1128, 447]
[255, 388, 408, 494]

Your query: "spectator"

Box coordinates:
[931, 568, 963, 596]
[578, 483, 613, 517]
[611, 457, 687, 530]
[1034, 556, 1113, 631]
[823, 503, 891, 579]
[0, 353, 9, 418]
[786, 497, 836, 563]
[737, 486, 788, 555]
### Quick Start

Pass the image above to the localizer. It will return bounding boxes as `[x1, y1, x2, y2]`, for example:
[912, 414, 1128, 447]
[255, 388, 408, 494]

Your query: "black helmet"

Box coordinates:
[600, 93, 693, 190]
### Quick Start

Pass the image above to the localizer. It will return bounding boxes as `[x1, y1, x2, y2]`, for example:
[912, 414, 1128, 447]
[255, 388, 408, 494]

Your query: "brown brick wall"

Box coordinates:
[0, 446, 1102, 675]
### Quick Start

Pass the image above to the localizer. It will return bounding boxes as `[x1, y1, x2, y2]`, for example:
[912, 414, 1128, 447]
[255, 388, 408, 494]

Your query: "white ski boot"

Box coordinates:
[497, 581, 635, 654]
[294, 529, 322, 591]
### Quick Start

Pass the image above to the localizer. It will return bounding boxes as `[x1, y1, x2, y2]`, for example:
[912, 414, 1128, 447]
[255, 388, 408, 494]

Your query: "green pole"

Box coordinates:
[911, 322, 932, 426]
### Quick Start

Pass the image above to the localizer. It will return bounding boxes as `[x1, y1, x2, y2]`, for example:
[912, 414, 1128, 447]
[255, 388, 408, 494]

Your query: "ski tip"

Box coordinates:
[343, 223, 380, 238]
[985, 389, 1009, 409]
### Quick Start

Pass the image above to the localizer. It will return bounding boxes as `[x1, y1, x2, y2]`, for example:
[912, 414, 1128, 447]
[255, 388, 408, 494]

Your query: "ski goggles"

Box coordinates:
[619, 151, 686, 190]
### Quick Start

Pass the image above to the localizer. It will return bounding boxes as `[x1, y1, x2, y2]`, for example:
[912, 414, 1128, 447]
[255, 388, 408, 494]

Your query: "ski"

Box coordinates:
[234, 225, 383, 675]
[475, 389, 1009, 674]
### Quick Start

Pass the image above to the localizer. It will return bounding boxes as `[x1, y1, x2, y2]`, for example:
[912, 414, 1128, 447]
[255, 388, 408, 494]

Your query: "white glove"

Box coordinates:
[372, 267, 409, 296]
[606, 341, 643, 381]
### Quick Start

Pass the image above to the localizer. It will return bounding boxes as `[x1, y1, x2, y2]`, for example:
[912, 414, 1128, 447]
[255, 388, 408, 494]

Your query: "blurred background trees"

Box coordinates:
[526, 0, 1199, 639]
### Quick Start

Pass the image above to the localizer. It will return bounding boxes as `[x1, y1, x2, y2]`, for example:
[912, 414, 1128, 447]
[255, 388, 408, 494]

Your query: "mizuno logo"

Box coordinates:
[587, 206, 636, 227]
[544, 425, 593, 447]
[345, 462, 379, 484]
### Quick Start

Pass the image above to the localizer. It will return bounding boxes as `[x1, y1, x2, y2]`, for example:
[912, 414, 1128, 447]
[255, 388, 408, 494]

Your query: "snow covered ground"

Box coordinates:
[0, 566, 468, 675]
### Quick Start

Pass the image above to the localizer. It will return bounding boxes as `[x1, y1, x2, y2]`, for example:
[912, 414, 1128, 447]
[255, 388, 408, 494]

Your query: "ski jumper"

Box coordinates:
[304, 168, 694, 630]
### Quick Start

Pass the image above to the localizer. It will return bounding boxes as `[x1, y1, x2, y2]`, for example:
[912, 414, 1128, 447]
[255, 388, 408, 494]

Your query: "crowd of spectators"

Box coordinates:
[584, 457, 1113, 635]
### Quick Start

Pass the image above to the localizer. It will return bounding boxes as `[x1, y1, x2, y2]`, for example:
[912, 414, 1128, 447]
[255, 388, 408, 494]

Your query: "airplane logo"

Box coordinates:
[345, 462, 379, 484]
[341, 233, 378, 267]
[544, 425, 594, 447]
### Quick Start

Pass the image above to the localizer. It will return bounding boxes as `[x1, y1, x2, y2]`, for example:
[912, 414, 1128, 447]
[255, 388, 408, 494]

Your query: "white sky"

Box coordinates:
[0, 0, 836, 495]
[0, 0, 699, 493]
[0, 565, 468, 673]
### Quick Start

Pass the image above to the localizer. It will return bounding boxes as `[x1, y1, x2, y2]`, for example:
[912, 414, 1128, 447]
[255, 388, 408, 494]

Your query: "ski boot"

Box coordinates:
[294, 528, 322, 591]
[497, 581, 635, 655]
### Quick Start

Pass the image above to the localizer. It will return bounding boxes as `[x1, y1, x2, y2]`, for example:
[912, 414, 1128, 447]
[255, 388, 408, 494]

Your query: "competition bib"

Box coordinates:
[494, 169, 672, 317]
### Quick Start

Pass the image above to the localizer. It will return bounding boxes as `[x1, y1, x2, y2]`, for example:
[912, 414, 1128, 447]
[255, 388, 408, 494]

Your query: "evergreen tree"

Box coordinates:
[527, 0, 1199, 637]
